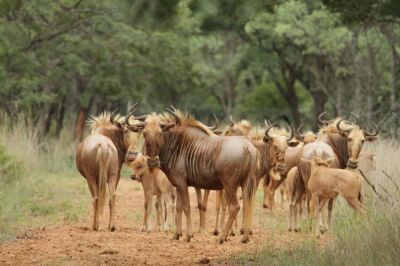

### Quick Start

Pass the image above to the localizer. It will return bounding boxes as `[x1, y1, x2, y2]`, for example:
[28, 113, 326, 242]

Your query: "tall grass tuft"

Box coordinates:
[0, 112, 88, 241]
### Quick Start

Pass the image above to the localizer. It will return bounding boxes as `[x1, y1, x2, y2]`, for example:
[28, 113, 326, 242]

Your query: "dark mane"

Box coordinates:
[327, 133, 349, 168]
[250, 140, 272, 176]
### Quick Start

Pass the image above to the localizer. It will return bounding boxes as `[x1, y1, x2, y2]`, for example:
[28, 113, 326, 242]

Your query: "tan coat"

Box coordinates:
[128, 155, 176, 233]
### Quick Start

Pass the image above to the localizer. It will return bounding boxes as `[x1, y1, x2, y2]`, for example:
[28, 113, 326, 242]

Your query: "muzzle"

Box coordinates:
[347, 159, 358, 169]
[276, 163, 287, 174]
[147, 157, 160, 169]
[126, 151, 138, 162]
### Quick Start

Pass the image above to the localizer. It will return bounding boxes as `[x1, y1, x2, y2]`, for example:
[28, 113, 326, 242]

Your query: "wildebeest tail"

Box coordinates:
[96, 143, 111, 216]
[242, 147, 258, 234]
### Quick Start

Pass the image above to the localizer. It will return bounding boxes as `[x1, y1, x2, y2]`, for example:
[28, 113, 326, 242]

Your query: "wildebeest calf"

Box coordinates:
[303, 157, 365, 238]
[128, 155, 176, 233]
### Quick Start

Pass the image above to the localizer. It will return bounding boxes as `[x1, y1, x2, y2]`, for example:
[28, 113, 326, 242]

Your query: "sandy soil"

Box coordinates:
[0, 179, 312, 265]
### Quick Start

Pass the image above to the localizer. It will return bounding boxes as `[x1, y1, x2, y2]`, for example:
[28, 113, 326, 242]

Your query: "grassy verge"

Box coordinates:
[0, 114, 89, 242]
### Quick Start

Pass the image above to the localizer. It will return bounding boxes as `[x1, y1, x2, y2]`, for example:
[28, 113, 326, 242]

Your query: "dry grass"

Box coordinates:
[0, 113, 88, 242]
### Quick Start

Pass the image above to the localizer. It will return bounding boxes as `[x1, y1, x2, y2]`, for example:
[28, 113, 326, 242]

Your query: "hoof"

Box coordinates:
[241, 237, 250, 243]
[240, 229, 244, 235]
[229, 231, 236, 236]
[263, 203, 269, 209]
[186, 235, 194, 242]
[288, 228, 292, 232]
[93, 226, 99, 231]
[218, 237, 225, 244]
[141, 228, 146, 232]
[250, 230, 253, 236]
[294, 228, 300, 233]
[213, 230, 219, 236]
[172, 233, 182, 240]
[109, 226, 116, 232]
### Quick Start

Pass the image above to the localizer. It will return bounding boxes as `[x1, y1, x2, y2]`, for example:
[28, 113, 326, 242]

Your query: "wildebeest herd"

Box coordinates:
[76, 105, 378, 242]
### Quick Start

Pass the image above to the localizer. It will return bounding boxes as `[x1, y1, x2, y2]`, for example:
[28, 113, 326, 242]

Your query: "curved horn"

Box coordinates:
[286, 124, 295, 141]
[229, 115, 235, 127]
[109, 109, 118, 124]
[363, 123, 379, 137]
[264, 122, 275, 141]
[127, 103, 137, 113]
[125, 112, 134, 125]
[336, 118, 351, 133]
[264, 119, 272, 127]
[207, 113, 219, 130]
[166, 106, 181, 126]
[349, 112, 360, 123]
[296, 124, 304, 140]
[318, 112, 334, 125]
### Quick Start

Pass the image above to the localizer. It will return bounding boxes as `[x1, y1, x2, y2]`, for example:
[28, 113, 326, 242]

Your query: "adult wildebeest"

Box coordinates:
[213, 121, 296, 236]
[75, 110, 140, 231]
[127, 108, 261, 243]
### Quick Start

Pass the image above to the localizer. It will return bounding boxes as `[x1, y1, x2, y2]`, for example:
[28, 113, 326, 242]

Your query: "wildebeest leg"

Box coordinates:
[262, 175, 270, 208]
[327, 197, 334, 230]
[346, 197, 365, 215]
[163, 194, 173, 232]
[195, 188, 205, 234]
[173, 191, 183, 240]
[87, 179, 99, 231]
[143, 192, 153, 232]
[219, 191, 227, 233]
[179, 185, 193, 242]
[107, 182, 117, 231]
[156, 194, 164, 232]
[213, 190, 222, 235]
[319, 198, 330, 234]
[293, 185, 304, 232]
[310, 194, 320, 238]
[201, 189, 210, 234]
[219, 189, 240, 244]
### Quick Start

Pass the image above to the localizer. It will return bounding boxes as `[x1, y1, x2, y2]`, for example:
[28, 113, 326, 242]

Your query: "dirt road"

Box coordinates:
[0, 179, 308, 265]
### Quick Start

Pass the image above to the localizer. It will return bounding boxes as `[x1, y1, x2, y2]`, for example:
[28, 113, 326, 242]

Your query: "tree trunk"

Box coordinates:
[311, 90, 328, 131]
[74, 107, 88, 141]
[55, 97, 66, 138]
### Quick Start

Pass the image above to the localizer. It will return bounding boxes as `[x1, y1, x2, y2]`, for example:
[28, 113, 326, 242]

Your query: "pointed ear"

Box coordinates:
[213, 130, 223, 136]
[263, 136, 272, 144]
[365, 135, 378, 142]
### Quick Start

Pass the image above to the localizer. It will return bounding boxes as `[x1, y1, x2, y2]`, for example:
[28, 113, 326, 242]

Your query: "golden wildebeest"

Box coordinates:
[75, 111, 140, 231]
[303, 157, 364, 238]
[127, 108, 261, 243]
[128, 155, 176, 233]
[260, 122, 302, 210]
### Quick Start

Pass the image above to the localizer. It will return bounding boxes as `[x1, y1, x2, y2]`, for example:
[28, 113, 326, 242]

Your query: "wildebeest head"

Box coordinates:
[126, 108, 177, 169]
[295, 124, 317, 144]
[336, 118, 378, 169]
[224, 116, 252, 137]
[263, 120, 298, 174]
[128, 155, 148, 182]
